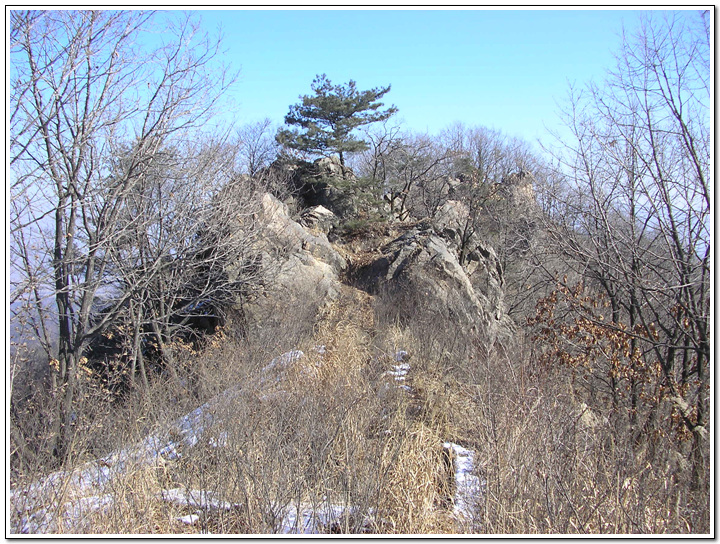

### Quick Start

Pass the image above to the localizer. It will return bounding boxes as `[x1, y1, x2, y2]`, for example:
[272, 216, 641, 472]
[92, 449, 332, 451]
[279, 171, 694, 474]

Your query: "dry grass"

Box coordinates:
[463, 337, 710, 535]
[10, 282, 461, 535]
[9, 277, 709, 535]
[380, 420, 458, 534]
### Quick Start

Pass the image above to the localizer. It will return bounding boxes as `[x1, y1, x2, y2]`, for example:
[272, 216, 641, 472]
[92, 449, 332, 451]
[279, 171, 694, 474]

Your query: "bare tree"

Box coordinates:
[353, 119, 404, 187]
[429, 124, 546, 320]
[10, 10, 240, 461]
[385, 133, 453, 221]
[237, 118, 280, 178]
[440, 124, 539, 258]
[105, 138, 264, 392]
[535, 11, 709, 482]
[442, 124, 536, 183]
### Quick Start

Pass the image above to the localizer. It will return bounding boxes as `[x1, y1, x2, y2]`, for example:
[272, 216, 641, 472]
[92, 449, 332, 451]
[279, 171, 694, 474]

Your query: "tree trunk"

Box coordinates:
[151, 320, 180, 385]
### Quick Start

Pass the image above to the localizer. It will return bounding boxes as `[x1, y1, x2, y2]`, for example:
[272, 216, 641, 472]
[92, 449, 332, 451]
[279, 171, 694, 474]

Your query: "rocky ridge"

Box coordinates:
[11, 160, 518, 535]
[245, 190, 514, 343]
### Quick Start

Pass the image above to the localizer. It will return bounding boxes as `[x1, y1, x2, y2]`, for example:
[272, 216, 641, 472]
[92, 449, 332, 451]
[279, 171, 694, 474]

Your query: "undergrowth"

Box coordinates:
[9, 283, 710, 534]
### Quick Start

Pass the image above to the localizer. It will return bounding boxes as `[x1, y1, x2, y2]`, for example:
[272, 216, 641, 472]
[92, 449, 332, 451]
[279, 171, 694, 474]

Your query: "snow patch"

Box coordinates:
[384, 351, 410, 386]
[386, 362, 410, 381]
[15, 493, 115, 534]
[208, 431, 229, 449]
[177, 514, 200, 525]
[443, 442, 483, 526]
[260, 350, 308, 385]
[160, 488, 237, 511]
[278, 503, 373, 534]
[11, 383, 245, 533]
[261, 350, 304, 374]
[11, 348, 377, 534]
[162, 494, 373, 534]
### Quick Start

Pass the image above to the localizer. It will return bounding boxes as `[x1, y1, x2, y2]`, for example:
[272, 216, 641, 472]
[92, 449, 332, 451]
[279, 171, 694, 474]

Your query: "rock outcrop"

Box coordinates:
[244, 194, 346, 330]
[351, 217, 514, 342]
[432, 200, 507, 314]
[299, 205, 338, 235]
[244, 188, 514, 343]
[267, 156, 358, 219]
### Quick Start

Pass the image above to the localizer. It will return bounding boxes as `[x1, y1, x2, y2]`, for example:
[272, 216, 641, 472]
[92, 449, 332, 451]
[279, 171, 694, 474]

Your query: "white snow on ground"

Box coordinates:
[11, 348, 485, 534]
[160, 488, 237, 511]
[390, 351, 414, 393]
[10, 350, 313, 534]
[162, 492, 371, 534]
[208, 431, 229, 448]
[386, 362, 410, 381]
[261, 350, 304, 375]
[11, 380, 246, 533]
[16, 493, 115, 534]
[259, 350, 310, 386]
[278, 503, 347, 534]
[177, 514, 200, 525]
[443, 442, 483, 525]
[279, 503, 373, 534]
[384, 350, 411, 384]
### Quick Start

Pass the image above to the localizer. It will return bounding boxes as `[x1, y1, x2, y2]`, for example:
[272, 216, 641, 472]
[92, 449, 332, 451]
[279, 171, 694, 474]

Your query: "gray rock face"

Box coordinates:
[432, 200, 506, 313]
[268, 156, 357, 218]
[352, 218, 513, 342]
[245, 194, 346, 328]
[299, 205, 338, 235]
[315, 156, 353, 179]
[244, 192, 513, 343]
[261, 194, 346, 273]
[310, 157, 358, 219]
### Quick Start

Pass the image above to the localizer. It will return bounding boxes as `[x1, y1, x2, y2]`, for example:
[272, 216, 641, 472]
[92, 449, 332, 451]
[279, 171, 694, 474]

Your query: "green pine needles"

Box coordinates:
[276, 74, 398, 167]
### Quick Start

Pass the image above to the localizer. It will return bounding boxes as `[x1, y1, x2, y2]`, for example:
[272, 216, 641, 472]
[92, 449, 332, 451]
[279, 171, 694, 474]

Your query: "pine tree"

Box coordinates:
[276, 74, 397, 167]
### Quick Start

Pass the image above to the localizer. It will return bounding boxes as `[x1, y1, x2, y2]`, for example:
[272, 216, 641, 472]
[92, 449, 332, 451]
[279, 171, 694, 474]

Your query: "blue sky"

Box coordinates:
[190, 8, 692, 148]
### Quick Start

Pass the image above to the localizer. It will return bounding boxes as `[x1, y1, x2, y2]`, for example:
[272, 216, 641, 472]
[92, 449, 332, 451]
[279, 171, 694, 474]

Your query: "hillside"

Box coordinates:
[9, 11, 710, 535]
[10, 158, 709, 534]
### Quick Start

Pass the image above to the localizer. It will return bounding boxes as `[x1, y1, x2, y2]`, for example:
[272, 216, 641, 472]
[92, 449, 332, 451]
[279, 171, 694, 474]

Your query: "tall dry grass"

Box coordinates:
[372, 285, 710, 535]
[462, 336, 710, 534]
[10, 277, 709, 534]
[10, 284, 463, 534]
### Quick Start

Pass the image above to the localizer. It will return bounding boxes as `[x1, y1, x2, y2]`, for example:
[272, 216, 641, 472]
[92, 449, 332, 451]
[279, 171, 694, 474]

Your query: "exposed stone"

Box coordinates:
[266, 156, 358, 218]
[432, 200, 506, 314]
[352, 222, 514, 342]
[315, 156, 354, 179]
[500, 170, 537, 209]
[244, 194, 346, 329]
[299, 205, 338, 235]
[260, 193, 346, 274]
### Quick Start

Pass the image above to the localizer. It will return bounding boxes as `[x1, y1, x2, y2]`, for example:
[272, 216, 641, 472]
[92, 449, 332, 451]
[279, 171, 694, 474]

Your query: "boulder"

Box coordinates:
[260, 193, 346, 274]
[244, 194, 346, 329]
[315, 156, 354, 179]
[266, 156, 358, 218]
[432, 200, 507, 312]
[501, 170, 536, 206]
[353, 222, 514, 342]
[308, 157, 358, 219]
[299, 205, 338, 235]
